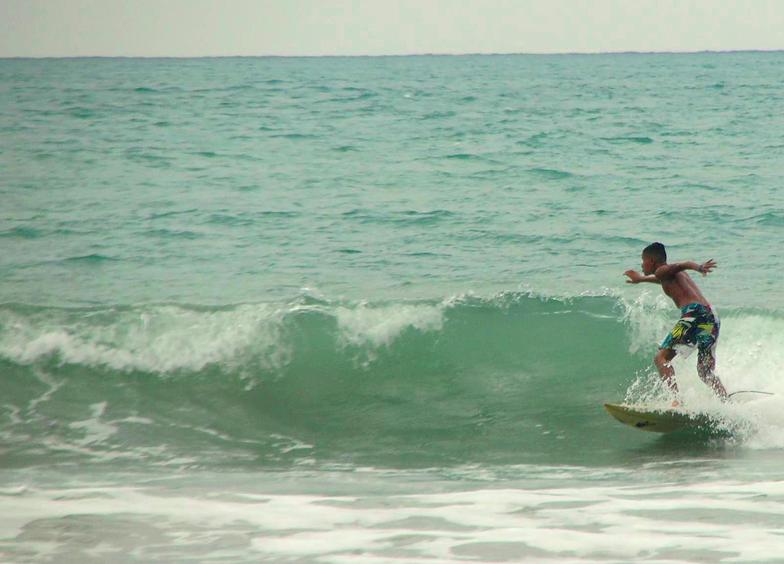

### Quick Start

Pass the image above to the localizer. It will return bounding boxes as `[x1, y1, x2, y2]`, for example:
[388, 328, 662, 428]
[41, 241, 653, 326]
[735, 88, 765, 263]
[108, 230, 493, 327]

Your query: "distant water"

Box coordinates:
[2, 53, 784, 562]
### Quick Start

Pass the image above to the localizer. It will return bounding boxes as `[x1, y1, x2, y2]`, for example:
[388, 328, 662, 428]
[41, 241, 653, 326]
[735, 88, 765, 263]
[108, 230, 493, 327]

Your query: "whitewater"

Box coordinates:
[2, 53, 784, 562]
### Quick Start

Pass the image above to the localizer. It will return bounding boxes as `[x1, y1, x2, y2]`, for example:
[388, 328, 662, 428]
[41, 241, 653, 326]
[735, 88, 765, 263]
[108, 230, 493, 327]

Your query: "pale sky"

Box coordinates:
[2, 0, 783, 58]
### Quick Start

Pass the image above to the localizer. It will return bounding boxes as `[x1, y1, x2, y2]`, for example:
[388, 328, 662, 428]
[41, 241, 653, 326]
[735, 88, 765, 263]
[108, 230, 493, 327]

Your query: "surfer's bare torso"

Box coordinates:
[656, 267, 709, 308]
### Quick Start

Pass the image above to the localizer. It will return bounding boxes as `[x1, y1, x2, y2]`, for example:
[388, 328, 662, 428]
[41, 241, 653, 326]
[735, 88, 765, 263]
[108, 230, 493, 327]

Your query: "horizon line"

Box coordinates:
[1, 48, 783, 60]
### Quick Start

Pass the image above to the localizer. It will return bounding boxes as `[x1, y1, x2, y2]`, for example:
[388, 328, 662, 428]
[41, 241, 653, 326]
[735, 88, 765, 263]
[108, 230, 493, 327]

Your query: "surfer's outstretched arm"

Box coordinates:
[624, 270, 661, 284]
[654, 259, 716, 280]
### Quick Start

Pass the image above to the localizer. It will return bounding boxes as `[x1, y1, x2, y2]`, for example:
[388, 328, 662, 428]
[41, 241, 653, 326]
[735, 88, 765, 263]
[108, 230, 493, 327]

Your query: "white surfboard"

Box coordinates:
[604, 402, 717, 433]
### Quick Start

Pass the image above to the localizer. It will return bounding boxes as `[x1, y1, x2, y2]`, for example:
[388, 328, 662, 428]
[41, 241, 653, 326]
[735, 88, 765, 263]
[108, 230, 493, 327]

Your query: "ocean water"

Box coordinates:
[2, 52, 784, 562]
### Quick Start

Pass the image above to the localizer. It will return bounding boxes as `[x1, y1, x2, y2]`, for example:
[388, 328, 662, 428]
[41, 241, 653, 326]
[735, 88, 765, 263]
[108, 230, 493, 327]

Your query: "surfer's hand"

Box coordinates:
[624, 270, 642, 283]
[698, 259, 716, 276]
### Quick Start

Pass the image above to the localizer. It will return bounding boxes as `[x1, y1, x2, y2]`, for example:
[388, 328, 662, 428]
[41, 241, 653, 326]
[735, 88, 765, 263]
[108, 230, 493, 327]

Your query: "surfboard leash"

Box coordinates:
[727, 390, 774, 398]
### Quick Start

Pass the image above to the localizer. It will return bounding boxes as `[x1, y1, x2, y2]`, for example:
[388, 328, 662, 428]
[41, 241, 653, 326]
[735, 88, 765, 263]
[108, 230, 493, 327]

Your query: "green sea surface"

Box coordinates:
[2, 53, 784, 562]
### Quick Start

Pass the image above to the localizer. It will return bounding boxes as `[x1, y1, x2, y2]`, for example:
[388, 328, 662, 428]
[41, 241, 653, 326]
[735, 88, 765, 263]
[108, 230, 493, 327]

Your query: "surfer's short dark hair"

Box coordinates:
[643, 242, 667, 263]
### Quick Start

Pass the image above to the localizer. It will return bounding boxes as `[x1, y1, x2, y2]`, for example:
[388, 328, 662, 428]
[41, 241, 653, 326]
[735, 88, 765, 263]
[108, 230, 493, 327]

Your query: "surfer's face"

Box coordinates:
[641, 253, 656, 275]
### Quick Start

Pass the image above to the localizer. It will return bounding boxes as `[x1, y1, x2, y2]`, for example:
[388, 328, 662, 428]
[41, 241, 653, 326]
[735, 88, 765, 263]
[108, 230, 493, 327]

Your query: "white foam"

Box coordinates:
[3, 473, 784, 562]
[0, 304, 292, 374]
[0, 299, 449, 374]
[335, 302, 444, 349]
[68, 402, 117, 447]
[619, 290, 674, 355]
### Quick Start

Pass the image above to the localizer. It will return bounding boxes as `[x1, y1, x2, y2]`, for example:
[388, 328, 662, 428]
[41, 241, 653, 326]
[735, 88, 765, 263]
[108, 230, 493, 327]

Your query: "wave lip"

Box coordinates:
[334, 301, 444, 349]
[0, 302, 289, 373]
[0, 292, 625, 375]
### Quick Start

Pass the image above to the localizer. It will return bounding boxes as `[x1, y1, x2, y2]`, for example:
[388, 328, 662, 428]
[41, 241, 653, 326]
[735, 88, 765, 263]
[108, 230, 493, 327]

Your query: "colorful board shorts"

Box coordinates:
[660, 302, 720, 358]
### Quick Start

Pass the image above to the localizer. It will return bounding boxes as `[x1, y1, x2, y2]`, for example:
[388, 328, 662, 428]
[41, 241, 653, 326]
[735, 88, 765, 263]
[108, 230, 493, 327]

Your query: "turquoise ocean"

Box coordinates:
[2, 53, 784, 562]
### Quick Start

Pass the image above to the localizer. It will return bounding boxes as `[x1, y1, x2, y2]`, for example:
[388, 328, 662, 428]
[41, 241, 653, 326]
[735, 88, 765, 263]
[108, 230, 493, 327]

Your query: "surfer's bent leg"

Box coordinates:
[658, 319, 687, 396]
[654, 348, 678, 394]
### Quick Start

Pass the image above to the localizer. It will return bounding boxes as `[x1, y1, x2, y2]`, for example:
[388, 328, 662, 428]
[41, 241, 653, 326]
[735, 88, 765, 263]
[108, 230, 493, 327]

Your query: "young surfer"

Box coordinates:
[624, 242, 728, 404]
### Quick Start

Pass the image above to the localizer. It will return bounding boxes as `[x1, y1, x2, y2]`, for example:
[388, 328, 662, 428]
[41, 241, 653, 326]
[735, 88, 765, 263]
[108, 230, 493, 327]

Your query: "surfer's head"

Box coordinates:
[642, 242, 666, 274]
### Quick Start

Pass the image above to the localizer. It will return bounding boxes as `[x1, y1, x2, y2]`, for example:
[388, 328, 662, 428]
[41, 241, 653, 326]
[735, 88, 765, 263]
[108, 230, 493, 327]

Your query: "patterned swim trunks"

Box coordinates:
[660, 302, 720, 357]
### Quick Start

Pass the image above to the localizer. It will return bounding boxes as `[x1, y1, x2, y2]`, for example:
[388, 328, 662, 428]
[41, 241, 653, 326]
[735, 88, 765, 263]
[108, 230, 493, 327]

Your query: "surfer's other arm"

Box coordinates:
[623, 270, 660, 284]
[654, 259, 716, 280]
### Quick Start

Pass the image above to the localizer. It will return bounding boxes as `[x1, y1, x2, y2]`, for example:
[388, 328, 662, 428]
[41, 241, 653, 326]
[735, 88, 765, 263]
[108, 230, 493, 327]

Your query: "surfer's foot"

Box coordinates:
[671, 399, 681, 408]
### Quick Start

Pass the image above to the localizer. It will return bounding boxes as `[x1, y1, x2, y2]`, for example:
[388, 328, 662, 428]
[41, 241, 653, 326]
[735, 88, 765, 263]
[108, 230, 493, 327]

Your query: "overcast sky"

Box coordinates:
[2, 0, 783, 57]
